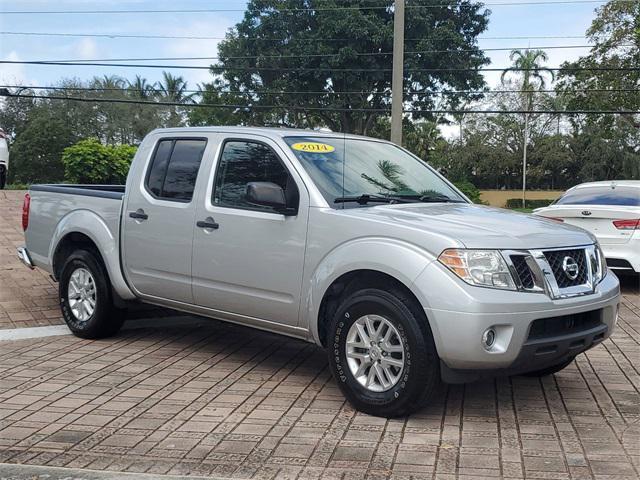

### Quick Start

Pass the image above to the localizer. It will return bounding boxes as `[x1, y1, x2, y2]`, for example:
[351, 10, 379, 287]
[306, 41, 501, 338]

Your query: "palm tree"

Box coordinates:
[128, 75, 153, 99]
[501, 49, 554, 208]
[157, 72, 192, 102]
[92, 75, 126, 91]
[156, 72, 194, 127]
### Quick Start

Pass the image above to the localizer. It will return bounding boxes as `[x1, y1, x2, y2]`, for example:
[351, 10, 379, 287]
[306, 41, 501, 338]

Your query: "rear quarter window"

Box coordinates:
[145, 138, 207, 202]
[555, 186, 640, 207]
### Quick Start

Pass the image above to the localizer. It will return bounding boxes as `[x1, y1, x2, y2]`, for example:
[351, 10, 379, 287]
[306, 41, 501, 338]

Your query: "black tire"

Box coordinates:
[0, 167, 6, 190]
[59, 249, 124, 339]
[327, 286, 440, 418]
[521, 357, 574, 377]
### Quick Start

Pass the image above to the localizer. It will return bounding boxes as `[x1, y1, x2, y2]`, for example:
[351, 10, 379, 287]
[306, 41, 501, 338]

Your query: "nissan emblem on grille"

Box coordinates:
[562, 256, 580, 280]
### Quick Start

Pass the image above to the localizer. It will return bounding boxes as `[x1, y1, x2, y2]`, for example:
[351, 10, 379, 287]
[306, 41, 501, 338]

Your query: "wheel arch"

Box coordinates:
[303, 238, 436, 346]
[49, 210, 136, 300]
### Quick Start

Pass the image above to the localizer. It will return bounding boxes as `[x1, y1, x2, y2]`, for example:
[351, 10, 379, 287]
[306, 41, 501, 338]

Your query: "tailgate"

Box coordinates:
[541, 205, 639, 245]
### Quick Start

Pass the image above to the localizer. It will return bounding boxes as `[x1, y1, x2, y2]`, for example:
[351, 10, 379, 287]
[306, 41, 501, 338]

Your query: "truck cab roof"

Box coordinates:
[148, 126, 388, 143]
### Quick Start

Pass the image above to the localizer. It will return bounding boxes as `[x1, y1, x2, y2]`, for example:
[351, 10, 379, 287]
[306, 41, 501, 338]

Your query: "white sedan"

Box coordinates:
[534, 181, 640, 275]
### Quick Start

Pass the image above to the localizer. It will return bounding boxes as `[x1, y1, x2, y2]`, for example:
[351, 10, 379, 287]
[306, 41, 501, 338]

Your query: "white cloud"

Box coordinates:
[74, 38, 99, 60]
[0, 51, 29, 85]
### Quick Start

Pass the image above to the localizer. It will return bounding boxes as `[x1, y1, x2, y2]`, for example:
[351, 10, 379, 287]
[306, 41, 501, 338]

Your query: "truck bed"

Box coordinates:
[31, 184, 125, 200]
[25, 184, 125, 274]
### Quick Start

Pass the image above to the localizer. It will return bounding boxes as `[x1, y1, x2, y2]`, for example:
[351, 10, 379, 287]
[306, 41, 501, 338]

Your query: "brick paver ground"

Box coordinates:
[0, 191, 60, 329]
[0, 190, 172, 329]
[0, 190, 638, 479]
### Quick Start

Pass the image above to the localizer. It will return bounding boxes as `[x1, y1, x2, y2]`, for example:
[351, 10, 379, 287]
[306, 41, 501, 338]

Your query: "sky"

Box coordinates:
[0, 0, 600, 97]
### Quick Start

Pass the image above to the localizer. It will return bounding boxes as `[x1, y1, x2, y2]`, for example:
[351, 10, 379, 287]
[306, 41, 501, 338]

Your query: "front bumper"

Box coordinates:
[412, 261, 620, 376]
[602, 239, 640, 273]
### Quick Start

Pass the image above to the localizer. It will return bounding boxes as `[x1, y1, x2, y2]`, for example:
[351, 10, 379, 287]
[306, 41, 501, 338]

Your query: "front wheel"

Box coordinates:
[327, 286, 440, 418]
[0, 167, 6, 189]
[59, 249, 124, 339]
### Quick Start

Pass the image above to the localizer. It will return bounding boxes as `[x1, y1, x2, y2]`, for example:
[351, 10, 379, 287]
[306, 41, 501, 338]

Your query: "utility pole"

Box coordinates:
[390, 0, 405, 146]
[522, 113, 529, 209]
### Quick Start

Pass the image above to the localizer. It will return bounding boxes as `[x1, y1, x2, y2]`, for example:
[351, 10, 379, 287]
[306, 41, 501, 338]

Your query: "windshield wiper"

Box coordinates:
[334, 194, 409, 205]
[397, 194, 466, 204]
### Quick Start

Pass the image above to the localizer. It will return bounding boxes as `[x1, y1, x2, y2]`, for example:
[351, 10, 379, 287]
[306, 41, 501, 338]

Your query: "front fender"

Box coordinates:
[50, 209, 136, 300]
[302, 237, 437, 345]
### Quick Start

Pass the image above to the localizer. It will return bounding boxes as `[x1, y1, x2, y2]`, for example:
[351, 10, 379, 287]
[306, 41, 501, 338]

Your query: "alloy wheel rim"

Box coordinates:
[345, 314, 405, 392]
[67, 267, 96, 322]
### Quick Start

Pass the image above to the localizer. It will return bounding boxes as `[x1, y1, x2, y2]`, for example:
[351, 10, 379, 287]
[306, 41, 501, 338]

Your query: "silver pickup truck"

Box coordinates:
[18, 127, 620, 417]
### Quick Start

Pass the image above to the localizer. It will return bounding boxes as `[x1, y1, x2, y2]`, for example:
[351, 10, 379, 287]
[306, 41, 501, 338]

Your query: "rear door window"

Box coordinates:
[146, 138, 207, 202]
[555, 186, 640, 207]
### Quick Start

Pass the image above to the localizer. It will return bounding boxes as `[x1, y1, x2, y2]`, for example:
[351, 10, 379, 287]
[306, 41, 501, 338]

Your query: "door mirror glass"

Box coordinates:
[246, 182, 295, 215]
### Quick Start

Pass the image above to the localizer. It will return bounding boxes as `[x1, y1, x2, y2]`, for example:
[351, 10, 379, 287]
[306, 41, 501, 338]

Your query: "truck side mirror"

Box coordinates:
[246, 182, 296, 215]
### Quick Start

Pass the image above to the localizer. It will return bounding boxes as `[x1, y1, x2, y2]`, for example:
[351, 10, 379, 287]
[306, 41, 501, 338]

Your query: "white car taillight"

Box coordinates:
[612, 219, 639, 230]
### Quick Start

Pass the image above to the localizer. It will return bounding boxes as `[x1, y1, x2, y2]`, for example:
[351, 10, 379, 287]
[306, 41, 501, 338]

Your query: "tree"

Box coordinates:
[214, 0, 489, 135]
[556, 0, 639, 157]
[156, 72, 194, 127]
[188, 82, 248, 127]
[501, 49, 554, 206]
[554, 0, 639, 181]
[128, 76, 163, 139]
[8, 106, 77, 184]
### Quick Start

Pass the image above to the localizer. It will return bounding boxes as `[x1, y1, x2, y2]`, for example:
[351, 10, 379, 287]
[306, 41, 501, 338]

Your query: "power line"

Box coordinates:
[2, 92, 638, 115]
[2, 60, 638, 72]
[0, 30, 590, 42]
[33, 44, 612, 64]
[3, 85, 638, 96]
[2, 0, 634, 14]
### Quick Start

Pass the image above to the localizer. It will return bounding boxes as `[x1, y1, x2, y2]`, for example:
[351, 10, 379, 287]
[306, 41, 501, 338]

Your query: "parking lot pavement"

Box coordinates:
[1, 190, 639, 479]
[0, 191, 60, 330]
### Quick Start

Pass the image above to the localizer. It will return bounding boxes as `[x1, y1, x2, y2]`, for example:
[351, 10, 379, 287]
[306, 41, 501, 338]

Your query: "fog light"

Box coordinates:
[482, 328, 496, 350]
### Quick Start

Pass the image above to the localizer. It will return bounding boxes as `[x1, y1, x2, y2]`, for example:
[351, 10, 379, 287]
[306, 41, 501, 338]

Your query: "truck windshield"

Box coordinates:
[284, 136, 465, 207]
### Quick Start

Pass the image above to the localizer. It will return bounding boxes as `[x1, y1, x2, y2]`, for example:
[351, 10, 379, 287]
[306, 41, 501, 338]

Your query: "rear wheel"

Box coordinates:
[0, 167, 6, 189]
[327, 286, 440, 418]
[59, 249, 124, 339]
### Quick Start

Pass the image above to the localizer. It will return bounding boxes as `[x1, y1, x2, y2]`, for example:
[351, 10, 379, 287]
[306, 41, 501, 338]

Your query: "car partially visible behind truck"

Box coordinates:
[0, 129, 9, 189]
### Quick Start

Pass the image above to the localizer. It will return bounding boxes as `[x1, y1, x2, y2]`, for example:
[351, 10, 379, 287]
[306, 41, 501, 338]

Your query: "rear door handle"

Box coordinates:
[196, 219, 219, 230]
[129, 210, 148, 220]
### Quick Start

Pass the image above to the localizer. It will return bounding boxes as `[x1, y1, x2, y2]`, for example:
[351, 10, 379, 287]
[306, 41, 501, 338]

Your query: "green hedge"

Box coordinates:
[505, 198, 555, 209]
[62, 139, 136, 185]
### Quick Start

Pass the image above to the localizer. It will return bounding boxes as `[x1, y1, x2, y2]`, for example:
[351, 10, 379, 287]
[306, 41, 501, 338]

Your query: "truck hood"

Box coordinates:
[340, 203, 595, 250]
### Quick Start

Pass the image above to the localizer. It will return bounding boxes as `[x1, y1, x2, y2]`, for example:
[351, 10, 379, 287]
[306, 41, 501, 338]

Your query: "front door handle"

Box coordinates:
[129, 209, 148, 220]
[196, 218, 219, 230]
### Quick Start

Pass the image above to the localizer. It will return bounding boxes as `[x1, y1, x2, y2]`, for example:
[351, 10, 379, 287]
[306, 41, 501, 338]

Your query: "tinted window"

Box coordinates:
[213, 141, 297, 212]
[555, 186, 640, 207]
[146, 140, 173, 197]
[146, 139, 206, 201]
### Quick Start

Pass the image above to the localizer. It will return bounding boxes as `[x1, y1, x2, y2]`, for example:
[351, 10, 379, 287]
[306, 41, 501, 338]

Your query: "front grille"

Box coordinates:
[544, 249, 588, 288]
[511, 255, 535, 289]
[527, 309, 602, 341]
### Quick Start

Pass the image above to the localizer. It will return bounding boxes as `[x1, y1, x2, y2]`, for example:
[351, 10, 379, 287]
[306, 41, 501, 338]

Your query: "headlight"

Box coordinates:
[438, 249, 516, 290]
[594, 243, 607, 284]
